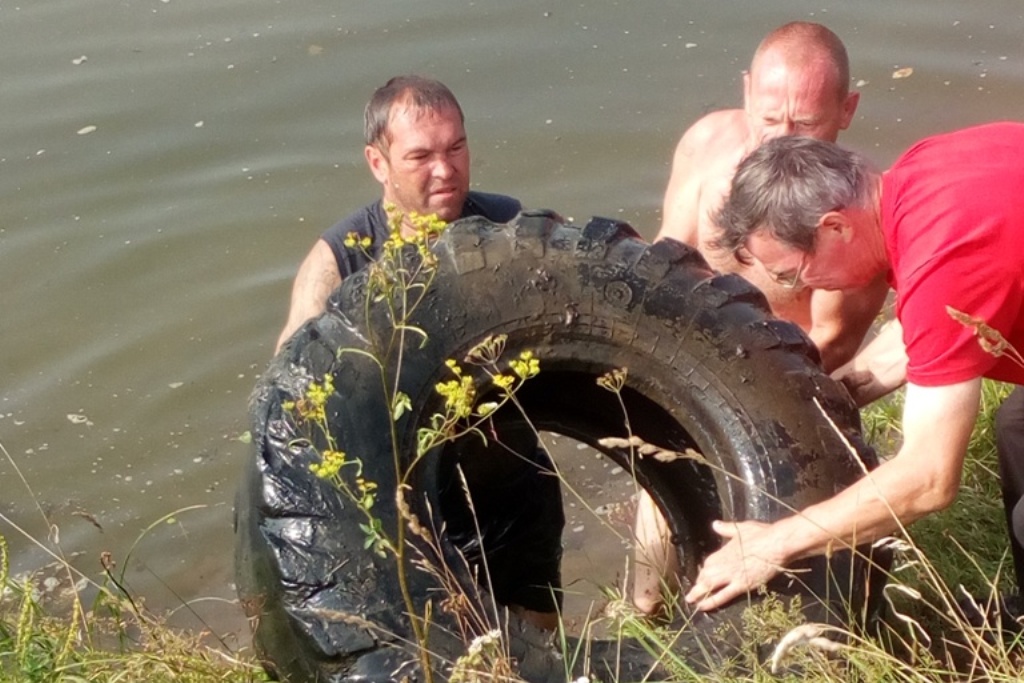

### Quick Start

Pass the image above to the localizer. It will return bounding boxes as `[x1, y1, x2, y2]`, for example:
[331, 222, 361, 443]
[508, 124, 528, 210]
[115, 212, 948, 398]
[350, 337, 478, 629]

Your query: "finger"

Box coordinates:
[684, 570, 727, 605]
[712, 520, 745, 540]
[711, 519, 738, 540]
[684, 582, 706, 604]
[693, 581, 744, 612]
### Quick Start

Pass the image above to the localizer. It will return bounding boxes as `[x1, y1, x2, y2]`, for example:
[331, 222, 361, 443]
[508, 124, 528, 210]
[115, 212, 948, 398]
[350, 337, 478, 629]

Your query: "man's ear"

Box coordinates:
[741, 70, 752, 112]
[839, 91, 860, 130]
[818, 210, 853, 243]
[365, 144, 389, 184]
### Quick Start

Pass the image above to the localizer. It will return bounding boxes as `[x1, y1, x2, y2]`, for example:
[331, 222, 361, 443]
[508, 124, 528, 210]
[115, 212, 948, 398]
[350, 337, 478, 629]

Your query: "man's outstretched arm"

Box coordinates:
[686, 377, 981, 611]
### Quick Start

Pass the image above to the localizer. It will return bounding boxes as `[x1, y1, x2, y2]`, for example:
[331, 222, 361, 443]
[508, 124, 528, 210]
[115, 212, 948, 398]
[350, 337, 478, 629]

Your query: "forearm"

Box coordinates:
[768, 454, 946, 565]
[689, 380, 979, 611]
[811, 331, 862, 375]
[831, 319, 908, 406]
[809, 277, 890, 375]
[686, 452, 943, 611]
[771, 379, 978, 563]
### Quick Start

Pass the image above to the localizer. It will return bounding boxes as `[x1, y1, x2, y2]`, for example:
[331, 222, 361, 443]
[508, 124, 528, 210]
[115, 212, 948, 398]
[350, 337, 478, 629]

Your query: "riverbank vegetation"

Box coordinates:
[4, 212, 1020, 680]
[3, 380, 1021, 681]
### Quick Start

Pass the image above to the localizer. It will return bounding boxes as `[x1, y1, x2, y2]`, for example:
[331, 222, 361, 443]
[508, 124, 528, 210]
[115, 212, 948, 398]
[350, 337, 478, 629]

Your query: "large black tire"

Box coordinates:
[236, 211, 885, 682]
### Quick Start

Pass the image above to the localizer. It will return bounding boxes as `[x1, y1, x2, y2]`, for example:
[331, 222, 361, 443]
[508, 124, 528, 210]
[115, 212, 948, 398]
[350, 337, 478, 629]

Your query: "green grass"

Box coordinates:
[0, 535, 268, 683]
[894, 381, 1013, 593]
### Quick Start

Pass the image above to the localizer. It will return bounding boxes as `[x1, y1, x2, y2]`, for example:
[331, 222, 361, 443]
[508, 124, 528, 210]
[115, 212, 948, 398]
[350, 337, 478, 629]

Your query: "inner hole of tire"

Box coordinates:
[437, 428, 639, 637]
[435, 368, 720, 636]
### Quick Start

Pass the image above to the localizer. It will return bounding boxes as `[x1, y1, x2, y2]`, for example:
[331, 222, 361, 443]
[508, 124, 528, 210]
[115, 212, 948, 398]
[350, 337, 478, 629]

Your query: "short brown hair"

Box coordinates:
[363, 76, 464, 154]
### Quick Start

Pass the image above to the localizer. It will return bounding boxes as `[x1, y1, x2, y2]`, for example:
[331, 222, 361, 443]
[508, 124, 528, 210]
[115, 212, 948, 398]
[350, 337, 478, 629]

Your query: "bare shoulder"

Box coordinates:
[659, 109, 748, 245]
[679, 109, 748, 160]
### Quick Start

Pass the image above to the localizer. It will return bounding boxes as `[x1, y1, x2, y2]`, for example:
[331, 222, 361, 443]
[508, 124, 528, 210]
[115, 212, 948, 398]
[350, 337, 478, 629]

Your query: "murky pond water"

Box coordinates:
[3, 0, 1024, 645]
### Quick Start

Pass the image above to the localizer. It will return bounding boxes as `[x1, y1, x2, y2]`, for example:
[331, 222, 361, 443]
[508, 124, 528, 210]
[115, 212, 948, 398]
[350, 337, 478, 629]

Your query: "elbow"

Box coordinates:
[274, 327, 293, 356]
[276, 314, 312, 356]
[923, 487, 959, 514]
[909, 470, 962, 517]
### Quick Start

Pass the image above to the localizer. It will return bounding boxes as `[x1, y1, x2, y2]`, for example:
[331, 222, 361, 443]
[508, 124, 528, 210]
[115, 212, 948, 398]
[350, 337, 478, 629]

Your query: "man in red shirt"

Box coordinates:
[685, 123, 1024, 612]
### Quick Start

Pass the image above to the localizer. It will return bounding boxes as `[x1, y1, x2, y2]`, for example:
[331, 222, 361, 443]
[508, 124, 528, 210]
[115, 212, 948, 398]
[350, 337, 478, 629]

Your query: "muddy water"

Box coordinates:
[3, 0, 1024, 646]
[545, 434, 639, 631]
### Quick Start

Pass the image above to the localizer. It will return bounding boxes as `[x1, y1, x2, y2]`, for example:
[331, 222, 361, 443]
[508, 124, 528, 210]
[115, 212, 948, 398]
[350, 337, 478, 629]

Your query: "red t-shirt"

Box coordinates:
[883, 122, 1024, 387]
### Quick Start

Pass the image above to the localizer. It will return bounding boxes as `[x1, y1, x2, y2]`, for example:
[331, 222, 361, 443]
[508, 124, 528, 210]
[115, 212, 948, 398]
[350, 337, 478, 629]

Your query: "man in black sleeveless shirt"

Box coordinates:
[276, 76, 561, 631]
[277, 76, 520, 351]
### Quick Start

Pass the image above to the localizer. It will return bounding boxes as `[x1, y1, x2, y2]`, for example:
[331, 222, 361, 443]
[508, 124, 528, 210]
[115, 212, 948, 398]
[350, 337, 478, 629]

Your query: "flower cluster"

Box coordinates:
[449, 629, 510, 683]
[380, 203, 447, 263]
[355, 476, 377, 511]
[283, 373, 335, 426]
[309, 449, 347, 480]
[597, 367, 628, 392]
[281, 374, 379, 505]
[435, 359, 477, 420]
[435, 341, 544, 425]
[464, 334, 506, 366]
[359, 204, 449, 309]
[509, 350, 540, 381]
[343, 231, 373, 250]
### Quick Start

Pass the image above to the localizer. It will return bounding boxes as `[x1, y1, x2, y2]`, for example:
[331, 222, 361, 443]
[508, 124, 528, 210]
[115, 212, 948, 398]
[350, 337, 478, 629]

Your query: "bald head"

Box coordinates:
[743, 22, 858, 146]
[752, 21, 850, 100]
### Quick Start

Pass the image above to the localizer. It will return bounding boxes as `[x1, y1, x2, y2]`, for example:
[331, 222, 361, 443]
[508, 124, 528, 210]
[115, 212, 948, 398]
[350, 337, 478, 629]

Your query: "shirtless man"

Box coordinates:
[632, 21, 889, 615]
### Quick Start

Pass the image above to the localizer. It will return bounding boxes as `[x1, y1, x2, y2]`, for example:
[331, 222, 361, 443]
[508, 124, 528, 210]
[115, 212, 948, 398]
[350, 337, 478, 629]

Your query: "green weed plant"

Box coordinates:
[0, 444, 266, 682]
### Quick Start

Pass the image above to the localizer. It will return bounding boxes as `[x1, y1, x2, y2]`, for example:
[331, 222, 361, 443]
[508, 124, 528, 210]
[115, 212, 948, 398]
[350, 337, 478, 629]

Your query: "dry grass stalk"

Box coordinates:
[597, 436, 705, 464]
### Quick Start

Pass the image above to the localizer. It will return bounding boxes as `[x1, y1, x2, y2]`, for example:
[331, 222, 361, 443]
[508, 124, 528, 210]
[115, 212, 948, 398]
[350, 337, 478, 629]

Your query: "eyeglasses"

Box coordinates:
[770, 253, 807, 290]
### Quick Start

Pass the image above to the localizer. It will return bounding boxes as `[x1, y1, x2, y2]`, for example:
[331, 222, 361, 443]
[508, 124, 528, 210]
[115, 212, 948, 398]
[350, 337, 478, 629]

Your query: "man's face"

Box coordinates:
[366, 103, 470, 223]
[743, 50, 859, 146]
[744, 209, 877, 292]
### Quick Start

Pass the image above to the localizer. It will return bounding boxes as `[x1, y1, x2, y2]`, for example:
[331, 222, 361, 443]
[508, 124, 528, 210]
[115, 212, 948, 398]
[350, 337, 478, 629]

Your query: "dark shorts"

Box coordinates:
[440, 417, 564, 613]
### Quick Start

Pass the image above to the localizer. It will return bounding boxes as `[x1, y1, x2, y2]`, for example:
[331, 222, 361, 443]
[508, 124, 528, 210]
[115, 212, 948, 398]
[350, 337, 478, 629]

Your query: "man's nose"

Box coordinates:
[431, 157, 455, 178]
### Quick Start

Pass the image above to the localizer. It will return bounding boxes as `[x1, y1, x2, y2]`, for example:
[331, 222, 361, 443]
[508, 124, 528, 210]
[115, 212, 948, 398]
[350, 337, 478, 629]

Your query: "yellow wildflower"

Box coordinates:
[435, 375, 476, 419]
[492, 374, 515, 391]
[310, 449, 346, 480]
[509, 350, 540, 380]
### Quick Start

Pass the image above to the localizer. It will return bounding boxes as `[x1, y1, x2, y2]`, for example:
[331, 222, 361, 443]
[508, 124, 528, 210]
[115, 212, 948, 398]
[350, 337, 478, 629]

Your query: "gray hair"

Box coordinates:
[364, 75, 464, 154]
[711, 136, 876, 260]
